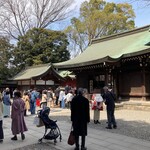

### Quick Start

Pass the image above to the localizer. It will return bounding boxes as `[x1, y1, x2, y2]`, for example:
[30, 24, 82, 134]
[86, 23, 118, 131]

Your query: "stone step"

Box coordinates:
[115, 101, 150, 111]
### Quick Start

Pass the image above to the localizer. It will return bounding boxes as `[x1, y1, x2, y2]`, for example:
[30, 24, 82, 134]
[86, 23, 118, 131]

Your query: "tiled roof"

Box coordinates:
[11, 64, 51, 80]
[53, 25, 150, 69]
[11, 64, 74, 81]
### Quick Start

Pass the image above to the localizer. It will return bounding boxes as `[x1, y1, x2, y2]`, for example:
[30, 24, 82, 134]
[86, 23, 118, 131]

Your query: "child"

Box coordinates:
[0, 92, 4, 143]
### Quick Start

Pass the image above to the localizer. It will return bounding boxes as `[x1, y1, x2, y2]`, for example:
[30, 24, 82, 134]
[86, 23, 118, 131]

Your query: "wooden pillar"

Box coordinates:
[29, 79, 31, 89]
[142, 66, 146, 101]
[105, 69, 109, 86]
[113, 72, 118, 99]
[45, 80, 46, 88]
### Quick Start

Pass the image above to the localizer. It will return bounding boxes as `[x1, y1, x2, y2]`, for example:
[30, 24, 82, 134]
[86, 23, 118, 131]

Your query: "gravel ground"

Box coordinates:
[49, 108, 150, 141]
[14, 108, 150, 149]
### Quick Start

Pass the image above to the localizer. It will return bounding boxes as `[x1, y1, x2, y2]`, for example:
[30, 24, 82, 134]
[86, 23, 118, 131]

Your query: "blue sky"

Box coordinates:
[74, 0, 150, 27]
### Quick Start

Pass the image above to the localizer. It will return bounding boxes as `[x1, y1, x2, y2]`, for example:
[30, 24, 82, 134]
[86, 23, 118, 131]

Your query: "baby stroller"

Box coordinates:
[38, 107, 62, 144]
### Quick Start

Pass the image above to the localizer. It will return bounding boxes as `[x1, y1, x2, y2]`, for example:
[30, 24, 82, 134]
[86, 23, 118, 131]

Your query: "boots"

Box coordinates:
[11, 135, 17, 141]
[21, 133, 25, 140]
[96, 120, 100, 124]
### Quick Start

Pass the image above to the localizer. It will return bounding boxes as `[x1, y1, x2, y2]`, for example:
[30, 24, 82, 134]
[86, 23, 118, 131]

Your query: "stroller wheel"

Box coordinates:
[54, 139, 57, 145]
[38, 139, 42, 143]
[60, 135, 62, 142]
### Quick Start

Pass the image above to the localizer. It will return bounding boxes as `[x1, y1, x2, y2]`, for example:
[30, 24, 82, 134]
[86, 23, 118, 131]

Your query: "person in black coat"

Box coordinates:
[71, 88, 90, 150]
[103, 86, 117, 129]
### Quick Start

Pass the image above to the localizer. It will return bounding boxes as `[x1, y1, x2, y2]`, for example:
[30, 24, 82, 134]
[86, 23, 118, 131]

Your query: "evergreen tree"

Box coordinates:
[0, 36, 14, 81]
[12, 28, 70, 71]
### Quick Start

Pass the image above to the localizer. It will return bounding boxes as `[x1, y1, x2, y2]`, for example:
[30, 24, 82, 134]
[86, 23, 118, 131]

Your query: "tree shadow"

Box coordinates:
[50, 114, 150, 142]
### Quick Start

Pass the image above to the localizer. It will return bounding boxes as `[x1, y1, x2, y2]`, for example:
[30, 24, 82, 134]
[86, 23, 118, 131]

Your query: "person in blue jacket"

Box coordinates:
[30, 88, 38, 115]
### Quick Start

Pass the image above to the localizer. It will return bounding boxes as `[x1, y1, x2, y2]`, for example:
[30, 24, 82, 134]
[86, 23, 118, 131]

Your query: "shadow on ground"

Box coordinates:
[14, 114, 150, 150]
[15, 142, 59, 150]
[50, 115, 150, 141]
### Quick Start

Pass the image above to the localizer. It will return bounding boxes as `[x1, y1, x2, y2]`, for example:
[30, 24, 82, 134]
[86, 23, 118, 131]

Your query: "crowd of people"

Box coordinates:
[0, 85, 76, 117]
[0, 85, 77, 143]
[0, 85, 117, 150]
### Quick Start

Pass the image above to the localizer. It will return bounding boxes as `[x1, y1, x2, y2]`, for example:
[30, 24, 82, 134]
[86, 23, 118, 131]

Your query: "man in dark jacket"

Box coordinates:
[71, 88, 90, 150]
[103, 86, 117, 129]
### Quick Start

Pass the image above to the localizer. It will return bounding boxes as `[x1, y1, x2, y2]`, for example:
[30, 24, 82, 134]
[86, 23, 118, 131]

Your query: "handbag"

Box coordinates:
[36, 98, 40, 107]
[99, 105, 103, 111]
[98, 102, 103, 111]
[67, 125, 75, 145]
[33, 116, 44, 127]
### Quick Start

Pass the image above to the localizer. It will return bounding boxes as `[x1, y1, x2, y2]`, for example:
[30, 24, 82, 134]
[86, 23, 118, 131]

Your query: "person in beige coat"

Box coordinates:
[22, 92, 30, 116]
[41, 90, 47, 108]
[47, 88, 54, 108]
[0, 92, 4, 142]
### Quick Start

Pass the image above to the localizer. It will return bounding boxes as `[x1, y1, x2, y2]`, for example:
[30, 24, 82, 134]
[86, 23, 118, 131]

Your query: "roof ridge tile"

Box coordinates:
[92, 25, 150, 44]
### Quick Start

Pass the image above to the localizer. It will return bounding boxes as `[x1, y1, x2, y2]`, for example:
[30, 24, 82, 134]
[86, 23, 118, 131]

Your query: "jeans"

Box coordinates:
[30, 102, 36, 114]
[107, 109, 116, 127]
[55, 96, 59, 105]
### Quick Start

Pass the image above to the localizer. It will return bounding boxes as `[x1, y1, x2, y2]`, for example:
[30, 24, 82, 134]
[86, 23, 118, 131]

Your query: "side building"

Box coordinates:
[11, 64, 76, 91]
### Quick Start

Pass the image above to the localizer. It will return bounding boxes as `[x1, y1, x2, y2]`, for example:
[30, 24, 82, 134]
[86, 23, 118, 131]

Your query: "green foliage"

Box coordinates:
[0, 36, 14, 81]
[65, 0, 135, 54]
[12, 28, 70, 71]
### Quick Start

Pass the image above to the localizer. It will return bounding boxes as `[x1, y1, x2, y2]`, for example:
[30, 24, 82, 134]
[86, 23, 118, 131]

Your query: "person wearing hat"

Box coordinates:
[103, 86, 117, 129]
[71, 88, 90, 150]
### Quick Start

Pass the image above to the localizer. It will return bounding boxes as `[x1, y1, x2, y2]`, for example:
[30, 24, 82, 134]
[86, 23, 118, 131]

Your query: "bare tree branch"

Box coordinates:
[31, 0, 74, 28]
[126, 0, 150, 7]
[0, 0, 74, 40]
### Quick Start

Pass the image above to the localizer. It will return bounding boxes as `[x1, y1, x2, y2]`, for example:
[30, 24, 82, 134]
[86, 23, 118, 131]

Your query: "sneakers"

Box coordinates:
[74, 147, 79, 150]
[106, 125, 117, 129]
[113, 125, 117, 129]
[11, 136, 17, 141]
[94, 120, 101, 124]
[105, 126, 112, 129]
[94, 120, 97, 124]
[0, 139, 3, 143]
[97, 120, 101, 124]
